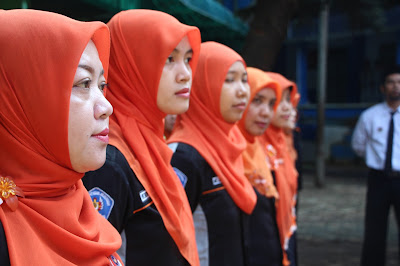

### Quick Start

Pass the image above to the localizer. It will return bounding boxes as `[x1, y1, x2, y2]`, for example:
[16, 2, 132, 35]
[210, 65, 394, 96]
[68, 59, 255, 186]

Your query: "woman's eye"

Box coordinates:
[166, 56, 173, 64]
[225, 78, 234, 83]
[99, 83, 108, 93]
[84, 80, 91, 88]
[184, 56, 192, 64]
[252, 98, 262, 104]
[73, 79, 91, 89]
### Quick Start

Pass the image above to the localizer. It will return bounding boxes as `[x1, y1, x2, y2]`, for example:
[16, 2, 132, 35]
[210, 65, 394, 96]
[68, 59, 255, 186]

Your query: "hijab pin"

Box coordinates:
[0, 176, 25, 212]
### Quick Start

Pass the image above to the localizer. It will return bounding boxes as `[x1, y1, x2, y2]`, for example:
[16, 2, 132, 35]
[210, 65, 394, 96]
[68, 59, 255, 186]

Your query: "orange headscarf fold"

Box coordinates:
[238, 67, 281, 199]
[106, 10, 201, 266]
[266, 72, 298, 105]
[0, 9, 121, 265]
[168, 41, 257, 214]
[260, 72, 299, 265]
[292, 93, 301, 108]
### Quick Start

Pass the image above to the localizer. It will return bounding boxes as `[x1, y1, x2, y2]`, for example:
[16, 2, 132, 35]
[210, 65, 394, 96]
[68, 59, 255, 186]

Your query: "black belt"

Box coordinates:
[370, 169, 400, 178]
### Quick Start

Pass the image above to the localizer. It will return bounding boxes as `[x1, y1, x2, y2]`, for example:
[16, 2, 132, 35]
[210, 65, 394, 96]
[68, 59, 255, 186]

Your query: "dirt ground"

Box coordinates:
[297, 165, 399, 266]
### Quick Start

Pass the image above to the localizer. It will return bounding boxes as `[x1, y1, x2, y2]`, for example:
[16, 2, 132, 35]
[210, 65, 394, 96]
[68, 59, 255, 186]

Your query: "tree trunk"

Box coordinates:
[315, 1, 329, 188]
[241, 0, 298, 70]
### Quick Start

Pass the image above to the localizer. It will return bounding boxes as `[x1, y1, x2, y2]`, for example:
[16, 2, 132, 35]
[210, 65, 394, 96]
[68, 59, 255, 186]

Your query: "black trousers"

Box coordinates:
[361, 169, 400, 266]
[287, 232, 297, 266]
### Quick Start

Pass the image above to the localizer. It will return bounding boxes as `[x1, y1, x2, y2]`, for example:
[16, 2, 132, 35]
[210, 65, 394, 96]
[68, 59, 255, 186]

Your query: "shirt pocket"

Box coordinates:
[370, 120, 388, 147]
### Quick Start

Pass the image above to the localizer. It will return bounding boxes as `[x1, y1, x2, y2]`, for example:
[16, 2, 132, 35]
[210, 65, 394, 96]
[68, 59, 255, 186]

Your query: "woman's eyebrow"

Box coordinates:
[78, 64, 94, 74]
[172, 48, 193, 54]
[78, 64, 104, 77]
[256, 94, 266, 99]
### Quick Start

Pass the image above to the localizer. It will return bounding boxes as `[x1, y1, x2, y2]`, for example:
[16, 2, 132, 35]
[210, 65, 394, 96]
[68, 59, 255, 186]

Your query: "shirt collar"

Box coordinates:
[383, 102, 400, 113]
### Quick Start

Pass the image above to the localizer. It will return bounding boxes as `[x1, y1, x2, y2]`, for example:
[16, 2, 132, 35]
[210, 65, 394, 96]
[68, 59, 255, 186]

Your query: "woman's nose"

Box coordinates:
[95, 92, 113, 120]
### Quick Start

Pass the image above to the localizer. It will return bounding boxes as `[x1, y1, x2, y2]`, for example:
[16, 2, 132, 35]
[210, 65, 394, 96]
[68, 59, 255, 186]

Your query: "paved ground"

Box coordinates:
[297, 163, 399, 266]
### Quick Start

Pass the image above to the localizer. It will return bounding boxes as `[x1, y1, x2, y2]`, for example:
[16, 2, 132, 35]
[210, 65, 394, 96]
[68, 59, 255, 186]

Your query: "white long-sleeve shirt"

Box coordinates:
[351, 102, 400, 171]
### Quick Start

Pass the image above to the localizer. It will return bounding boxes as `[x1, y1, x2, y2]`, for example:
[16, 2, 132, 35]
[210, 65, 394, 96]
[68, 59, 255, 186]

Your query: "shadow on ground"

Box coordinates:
[297, 163, 398, 266]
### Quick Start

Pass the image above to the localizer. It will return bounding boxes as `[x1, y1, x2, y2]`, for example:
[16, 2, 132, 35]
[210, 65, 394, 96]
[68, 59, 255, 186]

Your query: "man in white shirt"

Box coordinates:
[352, 66, 400, 266]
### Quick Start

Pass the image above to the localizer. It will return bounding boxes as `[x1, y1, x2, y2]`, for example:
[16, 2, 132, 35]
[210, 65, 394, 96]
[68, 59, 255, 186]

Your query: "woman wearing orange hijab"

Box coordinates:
[237, 67, 282, 265]
[260, 72, 299, 266]
[283, 93, 301, 163]
[0, 9, 122, 265]
[283, 92, 303, 196]
[82, 10, 201, 266]
[168, 41, 257, 266]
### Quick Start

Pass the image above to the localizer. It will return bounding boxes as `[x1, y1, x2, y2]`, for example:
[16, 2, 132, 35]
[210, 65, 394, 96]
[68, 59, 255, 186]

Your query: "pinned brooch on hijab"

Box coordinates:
[0, 176, 25, 211]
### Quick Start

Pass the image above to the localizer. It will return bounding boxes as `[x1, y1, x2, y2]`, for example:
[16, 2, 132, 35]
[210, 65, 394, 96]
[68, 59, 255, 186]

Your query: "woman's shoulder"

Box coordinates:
[85, 145, 136, 183]
[105, 145, 133, 170]
[82, 145, 142, 230]
[169, 142, 217, 187]
[169, 142, 207, 165]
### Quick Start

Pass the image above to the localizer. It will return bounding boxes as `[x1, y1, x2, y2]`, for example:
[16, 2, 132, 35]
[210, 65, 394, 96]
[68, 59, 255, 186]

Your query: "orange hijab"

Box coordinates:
[168, 41, 257, 214]
[267, 72, 300, 163]
[106, 10, 201, 266]
[266, 72, 298, 104]
[260, 72, 298, 265]
[238, 67, 281, 199]
[292, 92, 301, 107]
[0, 9, 121, 265]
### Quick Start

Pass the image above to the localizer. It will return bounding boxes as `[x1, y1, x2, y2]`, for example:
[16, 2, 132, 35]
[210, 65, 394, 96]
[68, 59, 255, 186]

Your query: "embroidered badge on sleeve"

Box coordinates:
[173, 167, 188, 187]
[108, 254, 123, 266]
[88, 187, 114, 219]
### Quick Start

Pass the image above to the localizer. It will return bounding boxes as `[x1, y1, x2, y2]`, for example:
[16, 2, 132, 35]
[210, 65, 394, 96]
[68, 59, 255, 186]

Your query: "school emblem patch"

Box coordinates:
[88, 187, 114, 219]
[173, 167, 188, 187]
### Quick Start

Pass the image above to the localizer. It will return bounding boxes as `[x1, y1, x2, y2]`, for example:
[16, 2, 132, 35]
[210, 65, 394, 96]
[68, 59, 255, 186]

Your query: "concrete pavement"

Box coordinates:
[297, 163, 398, 265]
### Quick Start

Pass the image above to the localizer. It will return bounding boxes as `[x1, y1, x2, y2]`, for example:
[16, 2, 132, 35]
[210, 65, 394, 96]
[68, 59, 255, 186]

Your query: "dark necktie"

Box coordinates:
[384, 111, 395, 172]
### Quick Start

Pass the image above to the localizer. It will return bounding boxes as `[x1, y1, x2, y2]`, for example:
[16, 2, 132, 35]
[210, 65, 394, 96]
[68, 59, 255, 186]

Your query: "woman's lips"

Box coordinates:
[255, 121, 268, 129]
[232, 102, 247, 110]
[92, 128, 109, 143]
[175, 88, 190, 98]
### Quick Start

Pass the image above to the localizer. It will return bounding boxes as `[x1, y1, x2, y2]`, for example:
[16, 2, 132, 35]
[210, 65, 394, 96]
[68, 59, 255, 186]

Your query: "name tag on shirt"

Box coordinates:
[212, 176, 221, 186]
[139, 190, 150, 203]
